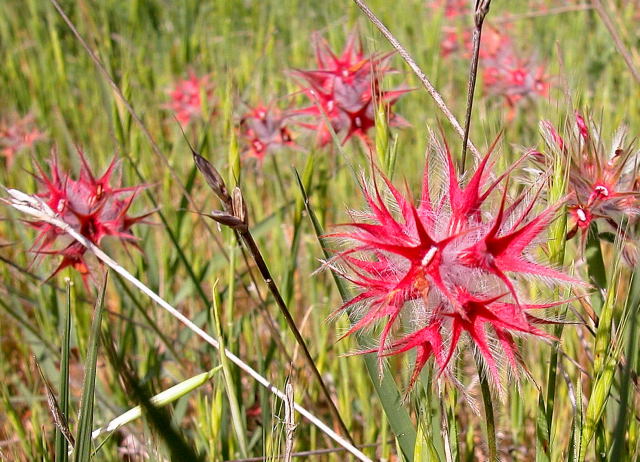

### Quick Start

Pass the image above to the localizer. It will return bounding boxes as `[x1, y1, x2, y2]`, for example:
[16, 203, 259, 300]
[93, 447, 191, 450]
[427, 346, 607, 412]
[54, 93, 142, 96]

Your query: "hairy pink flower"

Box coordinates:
[239, 104, 296, 162]
[292, 30, 410, 148]
[29, 150, 151, 287]
[165, 73, 214, 125]
[0, 114, 44, 166]
[540, 113, 640, 250]
[330, 131, 579, 390]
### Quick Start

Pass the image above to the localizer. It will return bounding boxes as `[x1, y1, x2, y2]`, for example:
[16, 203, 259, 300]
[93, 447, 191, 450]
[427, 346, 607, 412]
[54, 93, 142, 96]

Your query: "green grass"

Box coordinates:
[1, 0, 639, 460]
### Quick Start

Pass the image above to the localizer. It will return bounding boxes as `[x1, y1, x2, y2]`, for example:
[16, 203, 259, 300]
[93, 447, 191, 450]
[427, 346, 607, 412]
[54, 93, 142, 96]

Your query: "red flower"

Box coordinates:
[440, 27, 464, 58]
[330, 131, 580, 390]
[439, 23, 512, 63]
[0, 114, 44, 167]
[29, 150, 151, 287]
[540, 113, 640, 249]
[483, 52, 551, 110]
[292, 30, 410, 148]
[437, 15, 551, 116]
[239, 104, 296, 162]
[165, 73, 214, 125]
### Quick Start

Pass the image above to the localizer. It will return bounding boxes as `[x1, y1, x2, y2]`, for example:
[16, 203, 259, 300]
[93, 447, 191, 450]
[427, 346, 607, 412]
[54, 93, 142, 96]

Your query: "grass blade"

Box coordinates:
[539, 133, 569, 461]
[476, 356, 497, 462]
[585, 224, 607, 314]
[609, 269, 640, 460]
[579, 261, 621, 461]
[91, 366, 221, 440]
[294, 168, 417, 461]
[100, 332, 205, 462]
[73, 271, 108, 462]
[55, 280, 73, 462]
[212, 282, 250, 458]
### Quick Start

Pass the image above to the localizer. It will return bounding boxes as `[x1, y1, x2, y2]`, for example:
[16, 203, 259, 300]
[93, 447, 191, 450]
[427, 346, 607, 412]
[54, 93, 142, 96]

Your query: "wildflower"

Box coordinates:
[540, 113, 640, 251]
[29, 149, 151, 287]
[440, 27, 464, 58]
[436, 11, 550, 117]
[484, 57, 550, 110]
[0, 114, 44, 166]
[165, 73, 214, 125]
[239, 104, 296, 162]
[292, 30, 410, 148]
[330, 131, 579, 391]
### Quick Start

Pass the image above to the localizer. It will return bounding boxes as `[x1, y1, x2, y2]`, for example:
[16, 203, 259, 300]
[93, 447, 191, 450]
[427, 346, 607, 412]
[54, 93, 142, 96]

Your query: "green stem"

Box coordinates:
[294, 169, 416, 460]
[477, 357, 497, 462]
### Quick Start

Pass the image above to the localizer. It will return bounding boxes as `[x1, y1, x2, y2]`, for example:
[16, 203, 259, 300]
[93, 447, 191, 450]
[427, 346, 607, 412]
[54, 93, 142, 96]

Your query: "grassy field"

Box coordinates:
[1, 0, 640, 461]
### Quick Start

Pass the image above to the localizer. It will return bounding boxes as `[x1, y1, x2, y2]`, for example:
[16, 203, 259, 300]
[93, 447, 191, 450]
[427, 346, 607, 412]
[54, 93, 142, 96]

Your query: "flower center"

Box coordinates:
[56, 199, 66, 214]
[576, 207, 587, 222]
[421, 246, 438, 267]
[594, 185, 609, 197]
[253, 140, 264, 152]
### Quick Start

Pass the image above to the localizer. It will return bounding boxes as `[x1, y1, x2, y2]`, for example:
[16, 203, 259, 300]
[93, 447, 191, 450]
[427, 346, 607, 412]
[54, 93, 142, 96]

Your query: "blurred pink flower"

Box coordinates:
[483, 57, 550, 110]
[166, 73, 214, 125]
[0, 114, 44, 166]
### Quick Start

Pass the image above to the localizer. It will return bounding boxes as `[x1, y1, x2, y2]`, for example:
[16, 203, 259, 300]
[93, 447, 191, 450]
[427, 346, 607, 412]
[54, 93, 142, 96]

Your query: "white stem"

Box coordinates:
[3, 189, 372, 462]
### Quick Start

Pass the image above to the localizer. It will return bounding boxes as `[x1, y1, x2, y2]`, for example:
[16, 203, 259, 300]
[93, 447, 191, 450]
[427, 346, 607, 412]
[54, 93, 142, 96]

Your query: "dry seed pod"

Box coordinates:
[232, 187, 248, 227]
[207, 210, 246, 229]
[193, 153, 232, 209]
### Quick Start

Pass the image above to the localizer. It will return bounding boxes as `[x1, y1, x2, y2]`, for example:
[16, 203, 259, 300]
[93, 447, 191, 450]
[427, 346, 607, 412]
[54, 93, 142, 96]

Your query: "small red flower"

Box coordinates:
[165, 73, 214, 125]
[440, 27, 464, 58]
[330, 131, 580, 391]
[29, 149, 151, 287]
[292, 30, 410, 148]
[0, 114, 44, 167]
[439, 22, 512, 63]
[483, 54, 551, 110]
[437, 14, 551, 116]
[239, 104, 297, 162]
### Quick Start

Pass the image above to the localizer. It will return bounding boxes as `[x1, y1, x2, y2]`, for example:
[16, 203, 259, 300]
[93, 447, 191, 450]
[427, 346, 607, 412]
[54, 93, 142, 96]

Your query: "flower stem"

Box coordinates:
[476, 356, 498, 461]
[461, 0, 492, 172]
[351, 0, 481, 161]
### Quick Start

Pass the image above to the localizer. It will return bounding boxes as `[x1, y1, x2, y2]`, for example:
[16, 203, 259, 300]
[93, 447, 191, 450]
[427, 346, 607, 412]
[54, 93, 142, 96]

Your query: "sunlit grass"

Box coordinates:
[1, 0, 639, 460]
